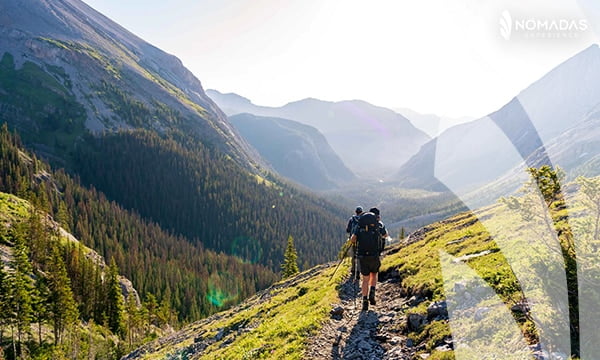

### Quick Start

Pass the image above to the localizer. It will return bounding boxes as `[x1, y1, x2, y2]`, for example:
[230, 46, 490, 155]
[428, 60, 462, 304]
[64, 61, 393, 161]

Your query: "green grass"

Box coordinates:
[0, 192, 31, 236]
[133, 176, 600, 359]
[381, 206, 521, 302]
[141, 263, 348, 360]
[379, 205, 532, 356]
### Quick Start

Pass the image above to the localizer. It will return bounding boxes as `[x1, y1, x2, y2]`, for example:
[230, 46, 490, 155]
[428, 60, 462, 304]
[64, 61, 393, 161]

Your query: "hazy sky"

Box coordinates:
[82, 0, 598, 118]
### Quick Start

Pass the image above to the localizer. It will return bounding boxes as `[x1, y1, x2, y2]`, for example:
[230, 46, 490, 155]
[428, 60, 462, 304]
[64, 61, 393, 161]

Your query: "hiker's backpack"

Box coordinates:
[355, 212, 380, 256]
[346, 214, 361, 235]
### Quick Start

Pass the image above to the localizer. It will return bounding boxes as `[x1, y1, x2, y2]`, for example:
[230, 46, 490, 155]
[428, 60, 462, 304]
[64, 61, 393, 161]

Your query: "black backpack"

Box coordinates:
[357, 212, 377, 228]
[355, 212, 380, 256]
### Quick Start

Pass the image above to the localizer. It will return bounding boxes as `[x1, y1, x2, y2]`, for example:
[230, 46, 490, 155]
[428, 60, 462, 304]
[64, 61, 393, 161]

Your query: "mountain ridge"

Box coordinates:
[394, 44, 600, 195]
[229, 113, 356, 190]
[207, 89, 431, 176]
[0, 0, 260, 169]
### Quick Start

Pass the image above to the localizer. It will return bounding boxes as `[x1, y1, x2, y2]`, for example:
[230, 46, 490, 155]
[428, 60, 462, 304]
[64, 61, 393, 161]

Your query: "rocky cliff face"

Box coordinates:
[0, 0, 258, 169]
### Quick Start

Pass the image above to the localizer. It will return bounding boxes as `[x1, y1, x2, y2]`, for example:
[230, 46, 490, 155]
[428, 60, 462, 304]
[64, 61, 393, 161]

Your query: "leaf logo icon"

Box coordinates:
[500, 10, 512, 41]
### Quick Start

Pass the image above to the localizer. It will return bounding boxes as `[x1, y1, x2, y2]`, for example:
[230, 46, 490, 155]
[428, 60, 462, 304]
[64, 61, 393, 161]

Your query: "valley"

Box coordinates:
[0, 0, 599, 359]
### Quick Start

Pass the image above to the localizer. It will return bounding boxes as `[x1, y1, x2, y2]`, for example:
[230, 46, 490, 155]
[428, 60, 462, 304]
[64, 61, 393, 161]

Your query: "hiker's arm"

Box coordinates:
[350, 233, 357, 245]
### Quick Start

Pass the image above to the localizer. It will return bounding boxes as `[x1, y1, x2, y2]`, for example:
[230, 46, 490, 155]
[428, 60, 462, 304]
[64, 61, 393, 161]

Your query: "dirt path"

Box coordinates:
[305, 270, 417, 359]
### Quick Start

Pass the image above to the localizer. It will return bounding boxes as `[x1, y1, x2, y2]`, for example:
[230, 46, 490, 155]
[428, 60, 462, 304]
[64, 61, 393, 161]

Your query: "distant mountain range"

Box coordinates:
[394, 107, 475, 138]
[394, 44, 600, 202]
[229, 113, 355, 190]
[207, 90, 431, 177]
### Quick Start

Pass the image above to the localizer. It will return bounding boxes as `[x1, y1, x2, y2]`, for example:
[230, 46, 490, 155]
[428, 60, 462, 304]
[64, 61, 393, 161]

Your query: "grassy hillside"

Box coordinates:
[126, 171, 600, 359]
[123, 263, 347, 360]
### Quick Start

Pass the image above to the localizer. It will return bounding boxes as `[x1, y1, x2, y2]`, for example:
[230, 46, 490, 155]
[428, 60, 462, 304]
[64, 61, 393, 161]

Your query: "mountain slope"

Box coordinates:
[0, 0, 348, 275]
[126, 170, 600, 359]
[0, 124, 278, 322]
[0, 0, 257, 168]
[229, 113, 356, 190]
[73, 129, 347, 271]
[207, 90, 431, 176]
[395, 44, 600, 194]
[119, 204, 539, 359]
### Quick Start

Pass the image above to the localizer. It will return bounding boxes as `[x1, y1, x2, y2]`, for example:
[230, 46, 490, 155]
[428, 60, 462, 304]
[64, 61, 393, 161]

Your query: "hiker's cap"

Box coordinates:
[355, 206, 363, 214]
[369, 207, 380, 216]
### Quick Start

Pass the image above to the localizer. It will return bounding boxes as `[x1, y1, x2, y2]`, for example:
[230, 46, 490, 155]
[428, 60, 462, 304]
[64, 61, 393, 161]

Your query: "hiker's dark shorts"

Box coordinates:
[359, 256, 380, 276]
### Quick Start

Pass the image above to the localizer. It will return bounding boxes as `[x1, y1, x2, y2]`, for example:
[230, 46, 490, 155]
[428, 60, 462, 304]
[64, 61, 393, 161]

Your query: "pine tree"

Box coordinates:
[143, 293, 159, 327]
[400, 227, 406, 240]
[47, 246, 78, 345]
[31, 271, 49, 345]
[105, 259, 125, 336]
[125, 294, 141, 348]
[281, 235, 299, 279]
[9, 224, 34, 358]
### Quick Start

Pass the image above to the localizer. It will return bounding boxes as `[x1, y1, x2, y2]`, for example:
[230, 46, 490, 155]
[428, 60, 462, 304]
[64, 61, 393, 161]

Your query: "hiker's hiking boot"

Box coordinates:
[362, 297, 369, 311]
[369, 287, 376, 305]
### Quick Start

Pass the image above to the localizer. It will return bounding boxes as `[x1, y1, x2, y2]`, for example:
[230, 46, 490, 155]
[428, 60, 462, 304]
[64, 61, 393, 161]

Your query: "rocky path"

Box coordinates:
[305, 270, 419, 360]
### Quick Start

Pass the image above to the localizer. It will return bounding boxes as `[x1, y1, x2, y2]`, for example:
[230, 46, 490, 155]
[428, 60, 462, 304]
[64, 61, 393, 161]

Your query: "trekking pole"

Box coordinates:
[353, 252, 359, 311]
[329, 242, 352, 282]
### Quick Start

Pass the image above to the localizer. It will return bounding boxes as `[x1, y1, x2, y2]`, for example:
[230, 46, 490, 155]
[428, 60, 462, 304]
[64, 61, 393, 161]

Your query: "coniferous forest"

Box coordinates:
[0, 124, 287, 357]
[72, 129, 347, 270]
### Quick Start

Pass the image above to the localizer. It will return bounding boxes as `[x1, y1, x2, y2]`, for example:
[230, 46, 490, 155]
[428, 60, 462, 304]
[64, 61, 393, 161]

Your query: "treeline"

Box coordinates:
[0, 123, 278, 324]
[0, 201, 188, 359]
[73, 129, 346, 270]
[1, 212, 113, 359]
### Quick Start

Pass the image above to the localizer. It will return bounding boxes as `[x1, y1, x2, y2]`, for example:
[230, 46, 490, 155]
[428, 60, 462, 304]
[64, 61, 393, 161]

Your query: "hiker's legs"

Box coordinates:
[369, 272, 377, 287]
[361, 274, 370, 311]
[361, 274, 370, 296]
[361, 272, 377, 296]
[368, 272, 378, 305]
[359, 257, 380, 295]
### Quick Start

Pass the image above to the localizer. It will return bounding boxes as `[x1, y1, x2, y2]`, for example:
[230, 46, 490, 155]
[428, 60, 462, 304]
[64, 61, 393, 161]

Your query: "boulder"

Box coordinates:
[426, 301, 448, 320]
[407, 313, 427, 331]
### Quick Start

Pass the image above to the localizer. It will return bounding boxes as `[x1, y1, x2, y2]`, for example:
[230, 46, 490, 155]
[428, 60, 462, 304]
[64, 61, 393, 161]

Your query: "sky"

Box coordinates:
[82, 0, 599, 119]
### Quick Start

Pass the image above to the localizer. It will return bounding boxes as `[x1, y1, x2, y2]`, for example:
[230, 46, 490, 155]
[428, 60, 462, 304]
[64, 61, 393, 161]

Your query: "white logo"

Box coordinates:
[499, 10, 513, 40]
[499, 10, 589, 41]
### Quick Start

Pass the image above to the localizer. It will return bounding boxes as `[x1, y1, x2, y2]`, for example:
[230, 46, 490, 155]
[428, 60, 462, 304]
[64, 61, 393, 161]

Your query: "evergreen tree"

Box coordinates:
[400, 227, 406, 240]
[47, 246, 78, 345]
[124, 294, 141, 348]
[105, 259, 125, 336]
[143, 293, 159, 328]
[31, 271, 49, 345]
[8, 224, 34, 358]
[0, 122, 279, 322]
[281, 235, 299, 279]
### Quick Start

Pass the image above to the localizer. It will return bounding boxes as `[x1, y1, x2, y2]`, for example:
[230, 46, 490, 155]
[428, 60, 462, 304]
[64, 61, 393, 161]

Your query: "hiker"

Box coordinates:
[346, 206, 363, 279]
[350, 207, 387, 311]
[369, 207, 388, 256]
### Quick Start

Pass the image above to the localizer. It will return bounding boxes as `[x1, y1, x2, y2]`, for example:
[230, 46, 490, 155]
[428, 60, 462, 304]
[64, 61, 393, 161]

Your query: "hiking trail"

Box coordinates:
[305, 268, 436, 359]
